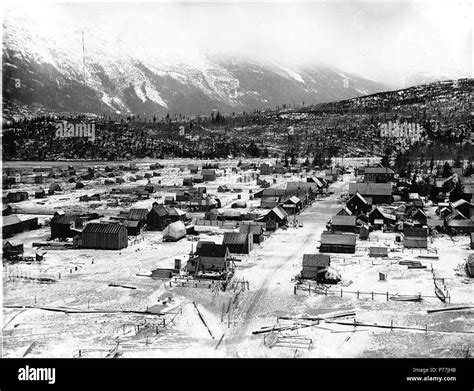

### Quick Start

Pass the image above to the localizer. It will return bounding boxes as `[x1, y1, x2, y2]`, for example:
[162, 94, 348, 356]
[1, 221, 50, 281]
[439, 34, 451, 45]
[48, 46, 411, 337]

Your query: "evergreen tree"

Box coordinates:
[442, 161, 452, 178]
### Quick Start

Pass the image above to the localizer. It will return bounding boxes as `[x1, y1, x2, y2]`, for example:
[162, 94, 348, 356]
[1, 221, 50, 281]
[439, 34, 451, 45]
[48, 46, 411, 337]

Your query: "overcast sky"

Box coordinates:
[4, 1, 473, 87]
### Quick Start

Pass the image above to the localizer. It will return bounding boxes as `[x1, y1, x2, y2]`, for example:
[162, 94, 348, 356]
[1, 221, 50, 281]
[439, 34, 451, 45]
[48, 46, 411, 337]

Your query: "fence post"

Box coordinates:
[386, 291, 389, 301]
[371, 291, 374, 300]
[357, 290, 359, 299]
[341, 289, 343, 297]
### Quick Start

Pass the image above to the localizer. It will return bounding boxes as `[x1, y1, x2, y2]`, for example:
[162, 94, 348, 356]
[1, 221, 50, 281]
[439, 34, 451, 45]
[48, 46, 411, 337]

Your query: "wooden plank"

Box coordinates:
[427, 306, 474, 314]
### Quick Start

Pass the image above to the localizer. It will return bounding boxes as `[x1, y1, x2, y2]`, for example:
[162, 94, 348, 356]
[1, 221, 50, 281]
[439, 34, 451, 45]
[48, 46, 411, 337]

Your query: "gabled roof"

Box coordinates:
[348, 183, 392, 196]
[364, 167, 395, 174]
[123, 220, 141, 228]
[286, 182, 318, 192]
[446, 219, 473, 228]
[347, 192, 368, 205]
[403, 226, 428, 238]
[307, 177, 324, 187]
[3, 215, 22, 226]
[331, 215, 357, 226]
[269, 205, 288, 220]
[427, 218, 444, 227]
[82, 223, 125, 235]
[239, 224, 264, 235]
[320, 232, 356, 246]
[51, 214, 81, 225]
[369, 247, 388, 254]
[445, 209, 468, 221]
[283, 196, 301, 205]
[223, 232, 249, 245]
[150, 204, 184, 217]
[451, 198, 472, 209]
[196, 241, 228, 257]
[302, 254, 330, 267]
[336, 206, 352, 216]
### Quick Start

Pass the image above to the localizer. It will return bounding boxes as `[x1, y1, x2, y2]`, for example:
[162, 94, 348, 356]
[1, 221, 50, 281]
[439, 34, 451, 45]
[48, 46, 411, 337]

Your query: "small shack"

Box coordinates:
[369, 247, 389, 257]
[123, 220, 145, 236]
[239, 224, 265, 244]
[403, 226, 428, 248]
[50, 212, 83, 239]
[147, 203, 186, 230]
[223, 232, 253, 254]
[301, 254, 330, 279]
[202, 169, 217, 182]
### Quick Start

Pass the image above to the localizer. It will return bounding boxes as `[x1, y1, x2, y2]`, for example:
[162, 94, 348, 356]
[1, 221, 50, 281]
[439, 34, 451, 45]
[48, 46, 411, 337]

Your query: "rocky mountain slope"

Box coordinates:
[2, 10, 387, 118]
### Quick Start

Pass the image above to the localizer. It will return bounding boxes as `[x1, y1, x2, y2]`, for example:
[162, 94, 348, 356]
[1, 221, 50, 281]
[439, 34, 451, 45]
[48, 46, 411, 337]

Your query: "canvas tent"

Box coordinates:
[163, 221, 187, 242]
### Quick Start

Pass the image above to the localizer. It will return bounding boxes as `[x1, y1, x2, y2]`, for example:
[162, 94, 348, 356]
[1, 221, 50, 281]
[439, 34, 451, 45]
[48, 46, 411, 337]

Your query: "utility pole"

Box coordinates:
[82, 30, 86, 114]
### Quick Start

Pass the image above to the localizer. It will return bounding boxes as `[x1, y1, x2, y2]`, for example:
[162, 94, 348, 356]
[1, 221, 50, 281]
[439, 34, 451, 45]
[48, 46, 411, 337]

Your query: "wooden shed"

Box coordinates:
[3, 215, 24, 238]
[301, 254, 331, 279]
[369, 247, 388, 257]
[147, 204, 186, 230]
[223, 232, 253, 254]
[239, 223, 265, 244]
[80, 223, 128, 250]
[50, 212, 83, 239]
[403, 226, 428, 248]
[202, 169, 216, 182]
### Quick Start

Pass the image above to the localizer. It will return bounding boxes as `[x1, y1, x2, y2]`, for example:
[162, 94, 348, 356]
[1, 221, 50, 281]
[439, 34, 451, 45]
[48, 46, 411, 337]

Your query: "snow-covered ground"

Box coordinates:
[2, 165, 473, 358]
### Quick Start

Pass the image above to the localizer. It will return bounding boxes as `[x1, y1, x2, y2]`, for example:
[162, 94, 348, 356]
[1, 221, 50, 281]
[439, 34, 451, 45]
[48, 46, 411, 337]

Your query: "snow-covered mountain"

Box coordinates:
[2, 9, 389, 117]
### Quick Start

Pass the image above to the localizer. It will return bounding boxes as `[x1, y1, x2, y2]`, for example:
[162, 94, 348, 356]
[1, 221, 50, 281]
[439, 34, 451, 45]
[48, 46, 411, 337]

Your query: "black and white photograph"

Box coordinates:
[1, 0, 473, 383]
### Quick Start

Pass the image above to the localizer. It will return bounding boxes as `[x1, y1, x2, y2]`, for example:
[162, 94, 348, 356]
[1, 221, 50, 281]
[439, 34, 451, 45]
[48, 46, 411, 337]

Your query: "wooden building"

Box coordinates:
[348, 183, 392, 205]
[239, 224, 265, 244]
[369, 247, 388, 257]
[50, 212, 83, 239]
[202, 169, 216, 182]
[80, 223, 128, 250]
[336, 206, 352, 216]
[331, 215, 357, 233]
[263, 205, 288, 226]
[301, 254, 330, 280]
[403, 226, 428, 248]
[6, 191, 29, 203]
[282, 196, 303, 214]
[319, 231, 356, 254]
[147, 203, 186, 230]
[187, 241, 230, 273]
[223, 232, 253, 254]
[123, 220, 145, 236]
[127, 209, 149, 225]
[3, 215, 24, 238]
[35, 188, 46, 199]
[346, 192, 369, 215]
[363, 167, 395, 183]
